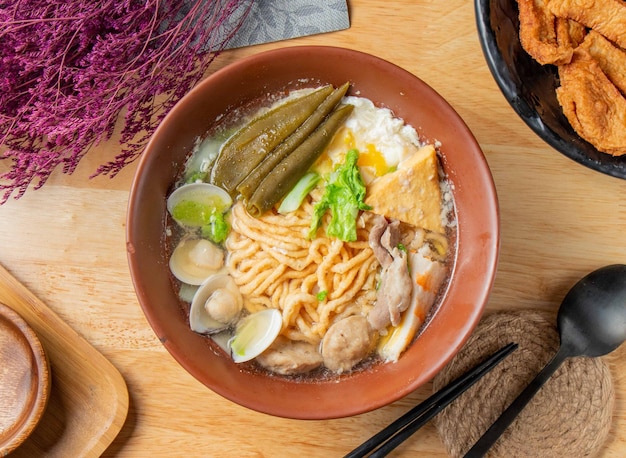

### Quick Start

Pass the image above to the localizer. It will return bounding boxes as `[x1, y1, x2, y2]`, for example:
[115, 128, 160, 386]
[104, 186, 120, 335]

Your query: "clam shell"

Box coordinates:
[167, 182, 232, 227]
[169, 238, 224, 286]
[189, 274, 243, 335]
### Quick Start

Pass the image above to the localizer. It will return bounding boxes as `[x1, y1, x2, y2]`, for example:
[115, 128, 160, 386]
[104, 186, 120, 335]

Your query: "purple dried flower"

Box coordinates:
[0, 0, 253, 203]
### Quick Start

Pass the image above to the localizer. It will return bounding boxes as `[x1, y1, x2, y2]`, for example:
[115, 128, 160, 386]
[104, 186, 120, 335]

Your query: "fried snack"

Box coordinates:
[578, 30, 626, 96]
[556, 51, 626, 156]
[556, 17, 587, 49]
[365, 144, 443, 234]
[549, 0, 626, 49]
[517, 0, 581, 64]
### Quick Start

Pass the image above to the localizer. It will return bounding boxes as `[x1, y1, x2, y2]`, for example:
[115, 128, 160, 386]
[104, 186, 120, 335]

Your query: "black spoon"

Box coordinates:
[465, 264, 626, 457]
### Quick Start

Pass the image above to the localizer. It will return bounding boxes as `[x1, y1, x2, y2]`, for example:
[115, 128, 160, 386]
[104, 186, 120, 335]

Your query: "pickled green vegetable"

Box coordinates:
[236, 82, 350, 200]
[210, 85, 334, 194]
[246, 103, 354, 217]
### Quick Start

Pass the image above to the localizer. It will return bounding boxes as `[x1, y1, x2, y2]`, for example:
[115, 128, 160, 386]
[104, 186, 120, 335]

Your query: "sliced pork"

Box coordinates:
[367, 215, 413, 331]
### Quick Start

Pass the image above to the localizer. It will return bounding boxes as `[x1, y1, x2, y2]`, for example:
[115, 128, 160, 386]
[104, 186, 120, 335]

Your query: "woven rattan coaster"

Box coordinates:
[433, 310, 614, 458]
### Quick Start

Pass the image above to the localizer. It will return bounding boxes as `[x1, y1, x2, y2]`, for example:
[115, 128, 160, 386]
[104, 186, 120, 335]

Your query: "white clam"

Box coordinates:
[169, 238, 224, 285]
[228, 309, 282, 363]
[189, 274, 243, 335]
[167, 182, 232, 227]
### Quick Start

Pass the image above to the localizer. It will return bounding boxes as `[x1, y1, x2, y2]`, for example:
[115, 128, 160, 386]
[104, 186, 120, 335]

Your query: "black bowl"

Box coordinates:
[475, 0, 626, 179]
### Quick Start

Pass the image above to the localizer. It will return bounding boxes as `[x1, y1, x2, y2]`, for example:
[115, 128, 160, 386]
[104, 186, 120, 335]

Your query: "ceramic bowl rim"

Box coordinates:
[127, 45, 500, 419]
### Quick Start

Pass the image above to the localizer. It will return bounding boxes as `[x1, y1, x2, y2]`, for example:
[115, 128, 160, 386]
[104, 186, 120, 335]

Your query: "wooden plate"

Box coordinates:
[0, 263, 128, 457]
[0, 302, 50, 455]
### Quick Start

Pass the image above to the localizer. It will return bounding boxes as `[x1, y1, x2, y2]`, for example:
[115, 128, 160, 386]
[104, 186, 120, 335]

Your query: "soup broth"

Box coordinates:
[164, 83, 456, 378]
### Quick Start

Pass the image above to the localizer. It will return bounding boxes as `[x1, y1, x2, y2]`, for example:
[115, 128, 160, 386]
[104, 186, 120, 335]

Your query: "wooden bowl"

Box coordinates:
[0, 302, 51, 454]
[127, 46, 499, 419]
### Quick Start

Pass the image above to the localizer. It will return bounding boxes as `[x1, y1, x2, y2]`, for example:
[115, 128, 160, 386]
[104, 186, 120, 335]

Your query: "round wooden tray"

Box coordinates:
[0, 301, 51, 455]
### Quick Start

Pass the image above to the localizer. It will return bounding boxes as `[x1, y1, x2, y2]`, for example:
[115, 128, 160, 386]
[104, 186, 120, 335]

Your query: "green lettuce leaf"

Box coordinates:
[309, 149, 371, 242]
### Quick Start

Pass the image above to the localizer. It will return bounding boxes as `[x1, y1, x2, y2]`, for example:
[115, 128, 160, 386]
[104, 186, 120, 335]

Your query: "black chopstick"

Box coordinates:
[344, 342, 518, 458]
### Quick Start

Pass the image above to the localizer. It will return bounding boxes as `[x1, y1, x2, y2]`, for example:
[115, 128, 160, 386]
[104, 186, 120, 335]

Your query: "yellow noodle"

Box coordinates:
[225, 199, 380, 345]
[315, 256, 378, 335]
[331, 254, 378, 300]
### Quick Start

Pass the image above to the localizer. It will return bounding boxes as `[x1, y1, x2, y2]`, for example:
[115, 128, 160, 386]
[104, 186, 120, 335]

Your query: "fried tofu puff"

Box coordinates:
[515, 0, 626, 156]
[517, 0, 586, 65]
[556, 50, 626, 156]
[549, 0, 626, 49]
[577, 30, 626, 96]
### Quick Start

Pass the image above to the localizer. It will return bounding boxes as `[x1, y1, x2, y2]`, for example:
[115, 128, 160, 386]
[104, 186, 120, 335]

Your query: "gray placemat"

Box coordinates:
[225, 0, 350, 49]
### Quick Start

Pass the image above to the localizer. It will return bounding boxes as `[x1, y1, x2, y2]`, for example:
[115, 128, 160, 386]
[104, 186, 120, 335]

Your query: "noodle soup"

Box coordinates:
[165, 83, 455, 378]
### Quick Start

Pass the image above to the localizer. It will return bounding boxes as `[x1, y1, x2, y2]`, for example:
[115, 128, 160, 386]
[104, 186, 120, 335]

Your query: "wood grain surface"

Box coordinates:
[0, 302, 50, 455]
[0, 266, 128, 457]
[0, 1, 625, 456]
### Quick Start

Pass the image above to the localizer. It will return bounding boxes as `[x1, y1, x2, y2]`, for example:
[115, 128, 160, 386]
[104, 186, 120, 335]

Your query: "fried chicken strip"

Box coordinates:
[556, 50, 626, 156]
[577, 30, 626, 96]
[517, 0, 584, 64]
[549, 0, 626, 49]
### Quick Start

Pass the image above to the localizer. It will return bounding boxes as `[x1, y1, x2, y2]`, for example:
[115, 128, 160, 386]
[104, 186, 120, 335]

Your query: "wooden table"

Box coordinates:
[1, 1, 625, 456]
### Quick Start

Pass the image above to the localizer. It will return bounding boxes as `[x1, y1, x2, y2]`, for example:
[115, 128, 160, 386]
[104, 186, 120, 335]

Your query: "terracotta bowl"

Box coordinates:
[127, 46, 499, 419]
[475, 0, 626, 179]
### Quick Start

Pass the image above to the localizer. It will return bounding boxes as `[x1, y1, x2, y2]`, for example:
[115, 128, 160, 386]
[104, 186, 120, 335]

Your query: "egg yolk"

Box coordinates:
[338, 128, 388, 176]
[315, 127, 389, 177]
[358, 144, 388, 177]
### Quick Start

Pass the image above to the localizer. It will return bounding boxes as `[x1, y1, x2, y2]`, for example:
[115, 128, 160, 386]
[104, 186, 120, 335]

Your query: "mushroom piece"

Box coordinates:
[189, 274, 243, 335]
[169, 237, 224, 285]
